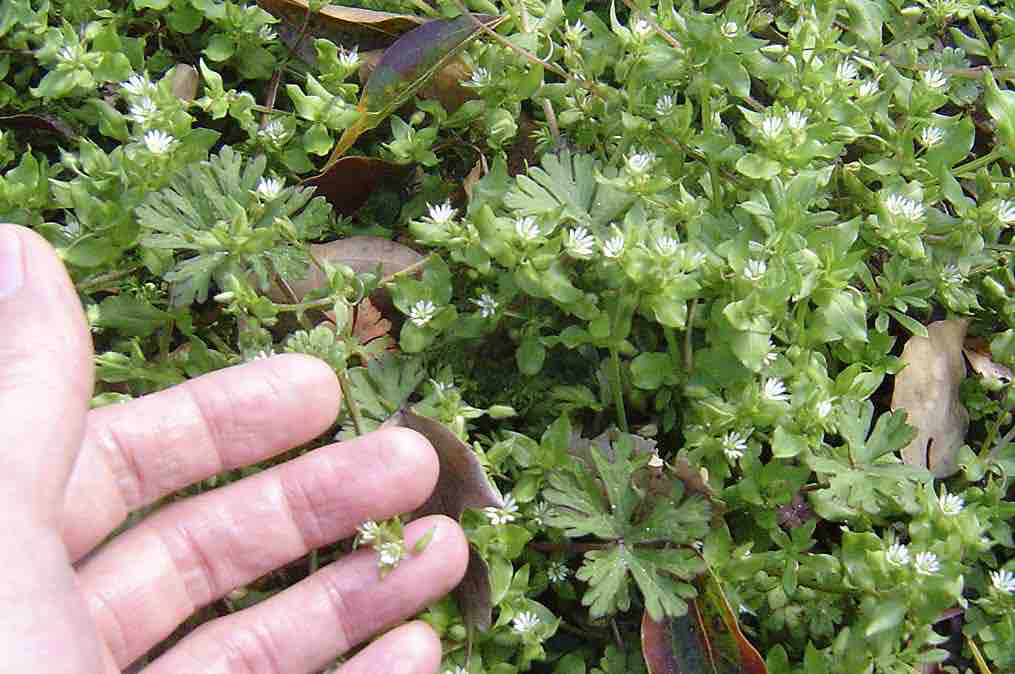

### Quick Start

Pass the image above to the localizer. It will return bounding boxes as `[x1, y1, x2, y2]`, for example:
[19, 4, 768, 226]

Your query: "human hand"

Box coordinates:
[0, 223, 469, 674]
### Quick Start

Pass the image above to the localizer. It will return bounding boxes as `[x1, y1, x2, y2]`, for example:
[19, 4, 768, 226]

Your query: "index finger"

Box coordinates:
[63, 354, 342, 560]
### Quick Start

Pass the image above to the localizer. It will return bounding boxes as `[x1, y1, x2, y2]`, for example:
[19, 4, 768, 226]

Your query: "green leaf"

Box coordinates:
[578, 546, 632, 618]
[96, 295, 171, 337]
[204, 33, 235, 61]
[984, 70, 1015, 153]
[736, 153, 782, 180]
[810, 289, 867, 343]
[630, 352, 672, 390]
[517, 336, 546, 375]
[772, 426, 808, 459]
[303, 122, 333, 155]
[842, 0, 884, 49]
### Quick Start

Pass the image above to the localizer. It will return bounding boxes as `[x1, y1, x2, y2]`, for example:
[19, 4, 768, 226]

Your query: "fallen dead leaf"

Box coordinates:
[170, 64, 199, 102]
[963, 337, 1014, 386]
[305, 155, 412, 215]
[358, 49, 475, 113]
[462, 157, 485, 201]
[270, 236, 424, 302]
[891, 319, 969, 478]
[258, 0, 424, 54]
[381, 408, 504, 631]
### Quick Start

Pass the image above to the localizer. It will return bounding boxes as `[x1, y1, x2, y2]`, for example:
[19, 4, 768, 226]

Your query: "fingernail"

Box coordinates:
[0, 226, 24, 300]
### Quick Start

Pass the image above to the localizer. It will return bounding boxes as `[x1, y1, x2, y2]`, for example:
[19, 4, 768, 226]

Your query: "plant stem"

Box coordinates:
[337, 369, 365, 436]
[609, 346, 629, 433]
[664, 327, 681, 369]
[953, 148, 1002, 177]
[683, 300, 697, 373]
[77, 265, 141, 293]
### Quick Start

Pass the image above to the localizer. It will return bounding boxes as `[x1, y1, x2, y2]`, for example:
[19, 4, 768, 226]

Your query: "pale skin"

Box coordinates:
[0, 223, 469, 674]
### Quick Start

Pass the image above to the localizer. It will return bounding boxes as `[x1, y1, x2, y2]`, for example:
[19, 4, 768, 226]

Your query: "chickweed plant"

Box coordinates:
[4, 0, 1015, 671]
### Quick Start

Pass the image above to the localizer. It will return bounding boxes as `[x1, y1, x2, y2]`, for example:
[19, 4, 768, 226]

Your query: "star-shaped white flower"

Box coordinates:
[632, 18, 652, 36]
[259, 119, 288, 144]
[143, 129, 175, 155]
[990, 569, 1015, 594]
[258, 24, 277, 41]
[626, 151, 655, 174]
[938, 491, 964, 515]
[786, 111, 808, 131]
[759, 114, 785, 141]
[602, 229, 625, 258]
[408, 300, 437, 327]
[128, 96, 159, 126]
[548, 561, 570, 583]
[656, 94, 675, 116]
[913, 551, 940, 576]
[762, 378, 789, 402]
[886, 542, 910, 566]
[995, 199, 1015, 225]
[472, 293, 498, 318]
[836, 59, 858, 82]
[515, 216, 540, 242]
[721, 20, 738, 38]
[743, 259, 767, 281]
[512, 611, 541, 635]
[922, 69, 948, 90]
[941, 264, 962, 286]
[884, 193, 925, 222]
[121, 73, 153, 97]
[721, 430, 748, 462]
[858, 78, 880, 97]
[339, 46, 359, 68]
[816, 398, 835, 419]
[444, 667, 469, 674]
[255, 176, 285, 200]
[466, 67, 490, 87]
[484, 494, 519, 526]
[564, 226, 596, 259]
[655, 235, 679, 256]
[427, 201, 457, 224]
[565, 19, 587, 41]
[920, 126, 944, 147]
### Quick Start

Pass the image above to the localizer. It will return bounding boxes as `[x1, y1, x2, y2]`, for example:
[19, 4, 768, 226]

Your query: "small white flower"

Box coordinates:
[602, 231, 625, 259]
[759, 114, 785, 141]
[721, 20, 738, 38]
[121, 73, 153, 97]
[655, 235, 679, 256]
[836, 59, 859, 82]
[357, 520, 381, 543]
[656, 94, 675, 116]
[253, 348, 274, 361]
[938, 491, 965, 516]
[884, 193, 925, 222]
[763, 349, 778, 366]
[816, 399, 835, 419]
[648, 453, 664, 468]
[721, 431, 748, 462]
[886, 542, 910, 566]
[444, 667, 469, 674]
[484, 494, 519, 526]
[564, 19, 587, 40]
[547, 561, 570, 583]
[408, 299, 437, 327]
[259, 118, 288, 144]
[142, 129, 175, 155]
[515, 216, 541, 242]
[564, 226, 596, 259]
[626, 151, 655, 173]
[922, 69, 948, 90]
[913, 551, 940, 576]
[529, 501, 550, 527]
[339, 46, 359, 68]
[786, 111, 808, 131]
[743, 259, 767, 281]
[512, 611, 541, 635]
[920, 126, 944, 148]
[762, 378, 789, 402]
[57, 45, 82, 64]
[128, 96, 159, 126]
[990, 569, 1015, 594]
[995, 199, 1015, 225]
[632, 18, 652, 36]
[941, 264, 963, 286]
[378, 541, 404, 566]
[858, 77, 880, 98]
[427, 200, 457, 224]
[255, 176, 285, 200]
[258, 24, 277, 41]
[472, 293, 498, 318]
[467, 67, 490, 87]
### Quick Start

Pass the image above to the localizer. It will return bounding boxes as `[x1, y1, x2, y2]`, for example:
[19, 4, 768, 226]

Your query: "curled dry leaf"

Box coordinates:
[170, 64, 199, 102]
[0, 113, 76, 140]
[963, 337, 1014, 386]
[641, 569, 767, 674]
[258, 0, 424, 54]
[358, 49, 475, 113]
[381, 408, 504, 630]
[891, 319, 970, 478]
[270, 235, 423, 302]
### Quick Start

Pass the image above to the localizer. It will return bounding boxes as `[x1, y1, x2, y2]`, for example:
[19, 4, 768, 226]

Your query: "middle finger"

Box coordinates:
[76, 427, 438, 669]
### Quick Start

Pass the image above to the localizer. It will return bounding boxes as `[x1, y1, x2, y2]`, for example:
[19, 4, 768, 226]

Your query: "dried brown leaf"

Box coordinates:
[891, 319, 969, 478]
[305, 155, 412, 215]
[258, 0, 424, 54]
[351, 296, 393, 345]
[170, 64, 199, 102]
[963, 338, 1014, 386]
[270, 236, 423, 302]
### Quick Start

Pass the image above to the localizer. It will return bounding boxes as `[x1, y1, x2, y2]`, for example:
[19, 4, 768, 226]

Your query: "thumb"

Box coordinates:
[0, 224, 93, 523]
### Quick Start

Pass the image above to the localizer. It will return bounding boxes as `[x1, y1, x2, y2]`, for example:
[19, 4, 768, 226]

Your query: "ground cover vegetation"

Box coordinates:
[3, 0, 1015, 670]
